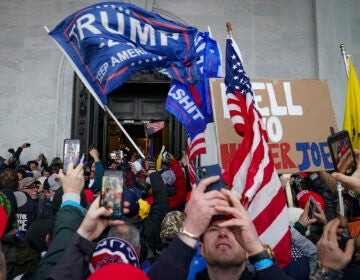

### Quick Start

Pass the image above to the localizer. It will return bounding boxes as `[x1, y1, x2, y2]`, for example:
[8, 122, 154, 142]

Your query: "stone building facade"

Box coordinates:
[0, 0, 359, 164]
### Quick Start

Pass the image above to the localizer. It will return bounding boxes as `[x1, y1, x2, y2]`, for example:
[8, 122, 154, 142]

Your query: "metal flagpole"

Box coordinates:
[105, 106, 145, 159]
[340, 43, 349, 78]
[338, 43, 349, 216]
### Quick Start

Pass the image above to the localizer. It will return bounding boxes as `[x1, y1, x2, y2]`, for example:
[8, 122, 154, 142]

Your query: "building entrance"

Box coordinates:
[71, 70, 187, 163]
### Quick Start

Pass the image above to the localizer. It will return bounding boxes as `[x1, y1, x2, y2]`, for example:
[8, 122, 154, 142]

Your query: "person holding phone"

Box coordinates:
[88, 147, 103, 194]
[332, 149, 360, 194]
[294, 200, 327, 237]
[148, 176, 293, 280]
[32, 161, 130, 280]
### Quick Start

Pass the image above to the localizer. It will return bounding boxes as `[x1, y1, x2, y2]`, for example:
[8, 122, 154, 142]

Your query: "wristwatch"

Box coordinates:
[248, 244, 275, 265]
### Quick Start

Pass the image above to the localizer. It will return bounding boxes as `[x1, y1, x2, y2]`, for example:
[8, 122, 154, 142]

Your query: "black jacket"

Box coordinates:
[196, 268, 255, 280]
[127, 171, 169, 262]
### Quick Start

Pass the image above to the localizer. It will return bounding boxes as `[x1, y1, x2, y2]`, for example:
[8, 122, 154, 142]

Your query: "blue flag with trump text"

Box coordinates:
[49, 2, 199, 105]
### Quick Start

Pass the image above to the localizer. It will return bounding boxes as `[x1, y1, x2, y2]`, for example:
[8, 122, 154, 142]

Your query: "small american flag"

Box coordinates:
[146, 121, 165, 134]
[186, 132, 206, 184]
[222, 36, 291, 267]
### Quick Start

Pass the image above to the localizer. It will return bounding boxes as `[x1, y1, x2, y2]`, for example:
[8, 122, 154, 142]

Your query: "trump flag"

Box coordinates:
[49, 2, 199, 106]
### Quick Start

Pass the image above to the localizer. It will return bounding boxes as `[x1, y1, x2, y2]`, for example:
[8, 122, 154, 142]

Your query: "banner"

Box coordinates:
[165, 32, 222, 140]
[49, 2, 199, 105]
[210, 78, 338, 173]
[343, 57, 360, 149]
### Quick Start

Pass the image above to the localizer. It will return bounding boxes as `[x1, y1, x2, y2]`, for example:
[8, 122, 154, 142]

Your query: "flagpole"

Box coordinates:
[105, 106, 145, 159]
[226, 22, 232, 38]
[340, 43, 349, 78]
[45, 26, 145, 159]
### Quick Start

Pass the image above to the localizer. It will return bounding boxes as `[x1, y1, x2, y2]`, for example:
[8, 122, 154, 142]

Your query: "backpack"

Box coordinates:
[1, 235, 40, 280]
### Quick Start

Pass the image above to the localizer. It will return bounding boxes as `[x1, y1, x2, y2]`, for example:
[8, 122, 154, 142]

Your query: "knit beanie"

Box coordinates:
[88, 263, 149, 280]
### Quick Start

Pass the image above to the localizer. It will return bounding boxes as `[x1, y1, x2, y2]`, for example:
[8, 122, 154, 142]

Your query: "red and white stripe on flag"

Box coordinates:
[146, 121, 165, 134]
[186, 132, 206, 185]
[222, 36, 291, 267]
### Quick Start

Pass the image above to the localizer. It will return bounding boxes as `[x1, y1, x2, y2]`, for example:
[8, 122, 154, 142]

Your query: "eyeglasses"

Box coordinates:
[24, 184, 39, 190]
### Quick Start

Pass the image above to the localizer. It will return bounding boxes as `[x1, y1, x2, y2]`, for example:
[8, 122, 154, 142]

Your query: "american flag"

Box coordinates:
[222, 36, 291, 267]
[146, 121, 165, 134]
[186, 132, 206, 184]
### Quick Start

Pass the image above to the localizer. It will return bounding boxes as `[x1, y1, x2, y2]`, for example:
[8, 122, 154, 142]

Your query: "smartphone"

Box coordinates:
[327, 130, 357, 175]
[100, 170, 124, 219]
[63, 139, 81, 172]
[308, 196, 317, 219]
[338, 225, 352, 250]
[25, 143, 31, 148]
[196, 164, 224, 192]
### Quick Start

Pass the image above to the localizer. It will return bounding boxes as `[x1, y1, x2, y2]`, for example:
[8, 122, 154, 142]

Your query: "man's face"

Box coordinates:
[29, 163, 37, 171]
[42, 170, 51, 177]
[22, 184, 39, 199]
[199, 220, 246, 268]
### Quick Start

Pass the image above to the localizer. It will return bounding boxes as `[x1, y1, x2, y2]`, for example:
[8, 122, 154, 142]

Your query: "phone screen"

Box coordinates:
[327, 130, 357, 175]
[196, 164, 224, 192]
[100, 170, 124, 219]
[308, 196, 317, 219]
[63, 139, 80, 172]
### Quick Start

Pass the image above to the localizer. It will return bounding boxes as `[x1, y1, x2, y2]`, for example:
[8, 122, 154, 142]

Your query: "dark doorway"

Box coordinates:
[72, 70, 187, 163]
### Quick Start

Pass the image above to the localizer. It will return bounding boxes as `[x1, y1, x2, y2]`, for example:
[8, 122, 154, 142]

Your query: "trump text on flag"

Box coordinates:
[210, 78, 338, 173]
[49, 2, 198, 105]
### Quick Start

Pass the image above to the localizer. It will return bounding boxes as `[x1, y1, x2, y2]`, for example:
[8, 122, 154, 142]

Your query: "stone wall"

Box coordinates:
[0, 0, 359, 163]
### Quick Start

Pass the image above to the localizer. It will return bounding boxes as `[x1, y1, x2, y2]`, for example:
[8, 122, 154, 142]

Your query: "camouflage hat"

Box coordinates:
[160, 210, 185, 240]
[0, 191, 12, 218]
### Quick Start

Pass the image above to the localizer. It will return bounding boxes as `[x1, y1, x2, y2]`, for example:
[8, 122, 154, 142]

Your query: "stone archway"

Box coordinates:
[54, 55, 75, 156]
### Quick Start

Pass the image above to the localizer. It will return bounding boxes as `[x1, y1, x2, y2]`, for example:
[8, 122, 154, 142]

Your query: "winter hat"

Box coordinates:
[160, 210, 185, 241]
[32, 170, 41, 180]
[13, 191, 27, 207]
[123, 187, 141, 218]
[0, 191, 12, 219]
[297, 190, 325, 211]
[161, 170, 176, 185]
[48, 173, 62, 191]
[83, 189, 94, 204]
[20, 177, 35, 189]
[89, 237, 140, 273]
[0, 206, 8, 239]
[0, 192, 11, 236]
[88, 263, 149, 280]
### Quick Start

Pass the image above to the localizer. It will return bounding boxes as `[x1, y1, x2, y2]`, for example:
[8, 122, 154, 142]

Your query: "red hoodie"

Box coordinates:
[167, 159, 187, 210]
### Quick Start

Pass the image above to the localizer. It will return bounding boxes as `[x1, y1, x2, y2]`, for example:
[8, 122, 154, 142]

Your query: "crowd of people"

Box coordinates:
[0, 142, 360, 279]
